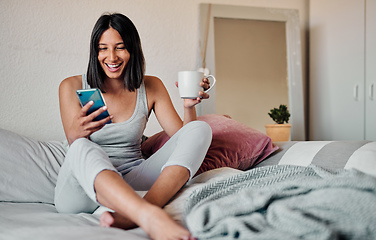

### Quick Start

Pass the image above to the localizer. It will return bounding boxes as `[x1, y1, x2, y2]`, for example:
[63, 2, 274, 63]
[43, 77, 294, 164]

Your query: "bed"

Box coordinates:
[1, 114, 376, 240]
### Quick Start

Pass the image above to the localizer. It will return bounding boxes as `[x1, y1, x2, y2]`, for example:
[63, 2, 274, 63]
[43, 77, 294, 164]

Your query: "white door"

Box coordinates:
[366, 0, 376, 141]
[309, 0, 365, 140]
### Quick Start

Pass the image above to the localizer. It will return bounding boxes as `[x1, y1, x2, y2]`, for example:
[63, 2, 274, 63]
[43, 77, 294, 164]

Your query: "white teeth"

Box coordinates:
[107, 63, 120, 68]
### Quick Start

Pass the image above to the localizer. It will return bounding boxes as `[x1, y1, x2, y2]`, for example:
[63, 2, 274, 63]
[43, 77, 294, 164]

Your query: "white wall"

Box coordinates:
[0, 0, 308, 141]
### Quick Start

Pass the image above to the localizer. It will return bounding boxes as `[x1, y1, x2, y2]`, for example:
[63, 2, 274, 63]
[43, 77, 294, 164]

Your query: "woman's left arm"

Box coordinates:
[181, 77, 211, 124]
[145, 76, 210, 137]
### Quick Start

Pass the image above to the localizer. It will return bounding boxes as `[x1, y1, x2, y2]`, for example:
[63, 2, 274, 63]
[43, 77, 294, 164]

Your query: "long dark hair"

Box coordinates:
[87, 13, 145, 92]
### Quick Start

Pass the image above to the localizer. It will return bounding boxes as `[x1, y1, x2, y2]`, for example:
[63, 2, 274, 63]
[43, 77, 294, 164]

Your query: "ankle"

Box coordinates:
[134, 202, 159, 227]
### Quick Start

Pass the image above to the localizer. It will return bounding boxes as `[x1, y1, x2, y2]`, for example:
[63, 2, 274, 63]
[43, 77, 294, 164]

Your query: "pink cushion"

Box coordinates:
[141, 114, 278, 176]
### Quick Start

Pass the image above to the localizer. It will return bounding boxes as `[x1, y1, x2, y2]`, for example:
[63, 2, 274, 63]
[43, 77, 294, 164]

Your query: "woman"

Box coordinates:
[55, 13, 212, 240]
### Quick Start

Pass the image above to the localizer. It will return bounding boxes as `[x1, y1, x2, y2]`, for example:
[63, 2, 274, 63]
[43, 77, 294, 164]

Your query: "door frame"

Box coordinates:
[199, 4, 305, 140]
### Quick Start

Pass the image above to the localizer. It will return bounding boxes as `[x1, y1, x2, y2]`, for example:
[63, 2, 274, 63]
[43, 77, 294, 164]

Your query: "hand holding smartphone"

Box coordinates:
[76, 88, 112, 124]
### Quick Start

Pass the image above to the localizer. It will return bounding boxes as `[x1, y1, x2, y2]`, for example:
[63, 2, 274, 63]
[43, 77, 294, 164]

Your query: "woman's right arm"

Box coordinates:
[59, 76, 112, 145]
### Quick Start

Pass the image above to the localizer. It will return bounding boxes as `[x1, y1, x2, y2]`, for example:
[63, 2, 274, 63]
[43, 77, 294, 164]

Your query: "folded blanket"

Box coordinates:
[184, 165, 376, 240]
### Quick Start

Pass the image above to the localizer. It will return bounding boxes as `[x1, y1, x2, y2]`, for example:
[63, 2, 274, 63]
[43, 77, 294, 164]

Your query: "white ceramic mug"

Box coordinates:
[178, 71, 216, 99]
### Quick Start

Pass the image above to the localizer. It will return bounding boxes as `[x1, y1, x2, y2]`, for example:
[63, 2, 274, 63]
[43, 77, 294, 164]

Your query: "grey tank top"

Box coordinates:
[82, 74, 148, 174]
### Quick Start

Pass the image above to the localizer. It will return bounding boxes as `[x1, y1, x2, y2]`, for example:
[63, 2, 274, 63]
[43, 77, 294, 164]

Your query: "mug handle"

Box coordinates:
[204, 75, 216, 93]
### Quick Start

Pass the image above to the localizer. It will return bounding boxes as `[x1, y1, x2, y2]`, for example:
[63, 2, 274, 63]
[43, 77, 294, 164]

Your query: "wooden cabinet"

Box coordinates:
[309, 0, 376, 140]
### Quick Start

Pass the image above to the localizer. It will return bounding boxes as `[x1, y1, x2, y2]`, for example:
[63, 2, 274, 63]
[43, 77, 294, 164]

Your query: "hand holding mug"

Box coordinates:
[177, 71, 216, 100]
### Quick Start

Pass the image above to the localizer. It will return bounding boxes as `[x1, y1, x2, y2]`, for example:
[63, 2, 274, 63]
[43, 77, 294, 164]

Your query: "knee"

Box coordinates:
[63, 138, 86, 165]
[186, 121, 212, 141]
[69, 138, 91, 151]
[198, 121, 212, 137]
[65, 138, 95, 160]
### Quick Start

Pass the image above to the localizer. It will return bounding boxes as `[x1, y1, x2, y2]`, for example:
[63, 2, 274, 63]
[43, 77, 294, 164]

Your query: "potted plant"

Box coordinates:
[265, 104, 291, 142]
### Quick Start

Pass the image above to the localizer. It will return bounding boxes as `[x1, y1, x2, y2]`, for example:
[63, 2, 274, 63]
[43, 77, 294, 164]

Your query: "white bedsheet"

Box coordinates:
[0, 202, 149, 240]
[0, 167, 242, 240]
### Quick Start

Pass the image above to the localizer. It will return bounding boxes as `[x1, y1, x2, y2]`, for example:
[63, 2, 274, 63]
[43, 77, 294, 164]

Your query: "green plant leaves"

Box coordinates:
[268, 104, 290, 124]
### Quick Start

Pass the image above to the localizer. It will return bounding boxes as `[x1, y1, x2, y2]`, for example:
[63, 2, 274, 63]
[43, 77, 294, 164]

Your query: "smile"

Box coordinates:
[105, 63, 122, 72]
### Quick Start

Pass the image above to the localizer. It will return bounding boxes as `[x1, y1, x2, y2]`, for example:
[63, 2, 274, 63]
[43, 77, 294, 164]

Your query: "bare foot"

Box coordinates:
[100, 211, 137, 229]
[139, 205, 195, 240]
[100, 206, 195, 240]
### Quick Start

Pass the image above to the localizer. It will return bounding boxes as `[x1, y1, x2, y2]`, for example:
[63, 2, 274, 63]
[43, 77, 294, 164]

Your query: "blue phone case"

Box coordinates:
[76, 88, 112, 124]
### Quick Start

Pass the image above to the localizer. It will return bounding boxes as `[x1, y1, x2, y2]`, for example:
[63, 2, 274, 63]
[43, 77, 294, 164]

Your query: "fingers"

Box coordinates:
[81, 114, 111, 136]
[98, 115, 113, 125]
[70, 102, 112, 142]
[80, 101, 94, 116]
[88, 106, 110, 121]
[81, 101, 111, 121]
[82, 105, 112, 130]
[183, 98, 201, 108]
[200, 78, 210, 91]
[198, 91, 210, 99]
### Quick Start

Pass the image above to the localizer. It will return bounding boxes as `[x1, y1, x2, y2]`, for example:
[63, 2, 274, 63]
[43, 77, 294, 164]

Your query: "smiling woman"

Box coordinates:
[97, 29, 130, 77]
[87, 14, 144, 92]
[55, 12, 212, 240]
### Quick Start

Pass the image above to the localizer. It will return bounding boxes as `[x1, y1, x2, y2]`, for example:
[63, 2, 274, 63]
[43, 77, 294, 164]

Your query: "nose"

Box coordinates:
[108, 49, 117, 61]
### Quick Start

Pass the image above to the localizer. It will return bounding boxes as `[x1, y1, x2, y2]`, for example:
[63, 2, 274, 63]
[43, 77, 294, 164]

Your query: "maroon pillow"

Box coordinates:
[141, 114, 278, 176]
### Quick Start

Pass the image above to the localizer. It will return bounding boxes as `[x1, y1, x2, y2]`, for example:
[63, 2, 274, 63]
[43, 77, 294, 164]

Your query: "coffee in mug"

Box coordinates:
[178, 71, 216, 99]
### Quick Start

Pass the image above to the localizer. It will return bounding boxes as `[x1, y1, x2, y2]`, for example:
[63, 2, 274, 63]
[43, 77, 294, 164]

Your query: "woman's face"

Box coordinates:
[98, 27, 130, 80]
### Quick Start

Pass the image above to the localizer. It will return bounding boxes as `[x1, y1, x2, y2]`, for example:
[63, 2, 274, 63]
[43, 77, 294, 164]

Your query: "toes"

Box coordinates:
[99, 211, 114, 227]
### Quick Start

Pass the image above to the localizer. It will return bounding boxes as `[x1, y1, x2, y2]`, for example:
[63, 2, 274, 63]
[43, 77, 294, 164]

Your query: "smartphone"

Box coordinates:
[76, 88, 112, 124]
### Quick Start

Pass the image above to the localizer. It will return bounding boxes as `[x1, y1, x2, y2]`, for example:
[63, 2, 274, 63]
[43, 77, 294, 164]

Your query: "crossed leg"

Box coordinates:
[98, 121, 211, 238]
[95, 167, 193, 240]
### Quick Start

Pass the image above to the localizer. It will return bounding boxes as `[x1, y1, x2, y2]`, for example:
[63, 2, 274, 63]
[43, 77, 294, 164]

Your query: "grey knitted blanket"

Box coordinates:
[184, 165, 376, 240]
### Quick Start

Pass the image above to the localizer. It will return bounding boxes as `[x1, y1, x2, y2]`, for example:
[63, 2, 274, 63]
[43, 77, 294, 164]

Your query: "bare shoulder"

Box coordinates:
[59, 75, 82, 92]
[144, 75, 165, 90]
[144, 75, 169, 98]
[59, 75, 83, 104]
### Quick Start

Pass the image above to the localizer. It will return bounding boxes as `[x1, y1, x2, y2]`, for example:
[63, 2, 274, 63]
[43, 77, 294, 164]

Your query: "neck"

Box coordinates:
[103, 77, 127, 94]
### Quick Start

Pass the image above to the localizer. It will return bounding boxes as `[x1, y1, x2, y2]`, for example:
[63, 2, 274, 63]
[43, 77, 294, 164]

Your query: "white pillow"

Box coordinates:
[0, 128, 65, 204]
[257, 141, 376, 177]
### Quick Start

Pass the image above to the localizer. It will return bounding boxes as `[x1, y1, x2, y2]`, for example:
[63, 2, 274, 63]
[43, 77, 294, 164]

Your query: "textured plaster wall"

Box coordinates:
[0, 0, 308, 141]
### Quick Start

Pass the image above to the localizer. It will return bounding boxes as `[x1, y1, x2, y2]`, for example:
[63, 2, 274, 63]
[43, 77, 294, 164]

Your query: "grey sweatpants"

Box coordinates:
[54, 121, 212, 214]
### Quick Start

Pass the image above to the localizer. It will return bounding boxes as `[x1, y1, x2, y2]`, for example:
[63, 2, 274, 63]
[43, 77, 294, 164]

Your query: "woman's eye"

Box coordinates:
[98, 47, 107, 51]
